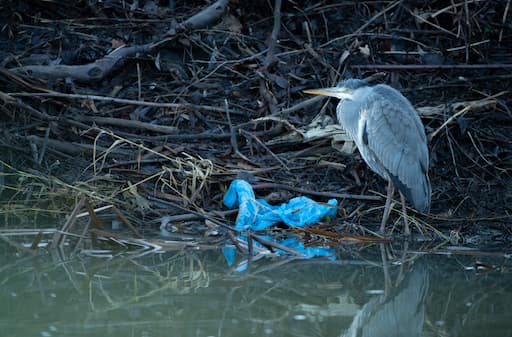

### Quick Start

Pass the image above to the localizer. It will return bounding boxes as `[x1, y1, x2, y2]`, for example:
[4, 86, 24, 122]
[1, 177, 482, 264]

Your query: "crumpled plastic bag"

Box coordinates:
[223, 179, 338, 231]
[222, 179, 338, 266]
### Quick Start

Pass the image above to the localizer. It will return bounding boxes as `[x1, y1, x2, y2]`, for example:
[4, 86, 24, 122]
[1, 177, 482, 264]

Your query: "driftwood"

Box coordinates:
[169, 0, 229, 33]
[8, 0, 230, 82]
[10, 44, 151, 82]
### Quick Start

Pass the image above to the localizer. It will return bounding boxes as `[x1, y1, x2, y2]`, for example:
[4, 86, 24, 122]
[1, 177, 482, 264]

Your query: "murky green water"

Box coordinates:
[1, 241, 511, 337]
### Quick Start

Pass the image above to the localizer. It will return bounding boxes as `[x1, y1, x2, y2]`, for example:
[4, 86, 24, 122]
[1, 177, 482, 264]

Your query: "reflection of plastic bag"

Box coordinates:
[223, 179, 338, 231]
[223, 234, 336, 270]
[222, 179, 338, 265]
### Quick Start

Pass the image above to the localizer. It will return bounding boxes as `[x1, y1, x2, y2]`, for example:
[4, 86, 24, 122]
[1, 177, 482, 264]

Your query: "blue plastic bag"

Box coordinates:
[222, 179, 338, 264]
[223, 179, 338, 231]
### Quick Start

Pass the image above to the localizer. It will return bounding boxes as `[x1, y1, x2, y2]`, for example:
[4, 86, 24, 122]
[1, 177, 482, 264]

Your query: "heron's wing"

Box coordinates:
[361, 85, 431, 212]
[373, 85, 427, 140]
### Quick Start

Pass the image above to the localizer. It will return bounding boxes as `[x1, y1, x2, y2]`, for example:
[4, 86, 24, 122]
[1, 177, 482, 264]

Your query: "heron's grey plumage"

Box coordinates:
[336, 83, 431, 212]
[303, 80, 431, 233]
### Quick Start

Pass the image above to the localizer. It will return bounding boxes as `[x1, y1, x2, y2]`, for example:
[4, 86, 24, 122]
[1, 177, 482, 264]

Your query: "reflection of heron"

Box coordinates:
[341, 259, 429, 337]
[304, 80, 431, 234]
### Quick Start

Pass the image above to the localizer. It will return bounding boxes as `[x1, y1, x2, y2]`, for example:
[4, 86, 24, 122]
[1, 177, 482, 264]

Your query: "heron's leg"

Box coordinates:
[379, 180, 395, 233]
[400, 192, 410, 235]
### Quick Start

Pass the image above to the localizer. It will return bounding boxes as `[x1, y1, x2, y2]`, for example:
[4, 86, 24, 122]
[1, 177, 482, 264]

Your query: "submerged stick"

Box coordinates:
[51, 195, 85, 249]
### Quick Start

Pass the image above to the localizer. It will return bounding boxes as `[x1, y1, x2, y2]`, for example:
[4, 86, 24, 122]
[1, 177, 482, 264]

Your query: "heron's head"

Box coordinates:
[303, 79, 368, 100]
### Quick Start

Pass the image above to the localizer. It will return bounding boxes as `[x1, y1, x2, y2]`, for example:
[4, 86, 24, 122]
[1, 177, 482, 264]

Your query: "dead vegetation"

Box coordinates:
[0, 0, 511, 251]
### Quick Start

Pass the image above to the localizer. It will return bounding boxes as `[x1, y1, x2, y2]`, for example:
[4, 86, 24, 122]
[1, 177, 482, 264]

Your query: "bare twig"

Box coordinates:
[351, 64, 512, 70]
[170, 0, 229, 33]
[8, 92, 230, 113]
[84, 199, 104, 230]
[10, 45, 151, 82]
[259, 0, 283, 114]
[51, 195, 86, 249]
[73, 116, 178, 134]
[264, 0, 282, 67]
[239, 129, 289, 170]
[252, 182, 381, 201]
[429, 94, 505, 139]
[26, 135, 119, 155]
[251, 233, 305, 257]
[112, 206, 143, 238]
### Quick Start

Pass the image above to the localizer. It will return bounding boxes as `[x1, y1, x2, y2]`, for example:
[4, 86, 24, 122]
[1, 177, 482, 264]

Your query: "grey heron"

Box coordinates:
[304, 79, 431, 234]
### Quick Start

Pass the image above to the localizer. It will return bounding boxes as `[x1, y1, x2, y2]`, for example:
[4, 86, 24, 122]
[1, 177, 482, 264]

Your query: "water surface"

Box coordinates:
[1, 242, 511, 337]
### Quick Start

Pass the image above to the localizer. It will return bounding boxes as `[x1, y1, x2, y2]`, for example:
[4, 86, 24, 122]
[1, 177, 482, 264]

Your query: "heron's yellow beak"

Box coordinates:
[303, 87, 351, 99]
